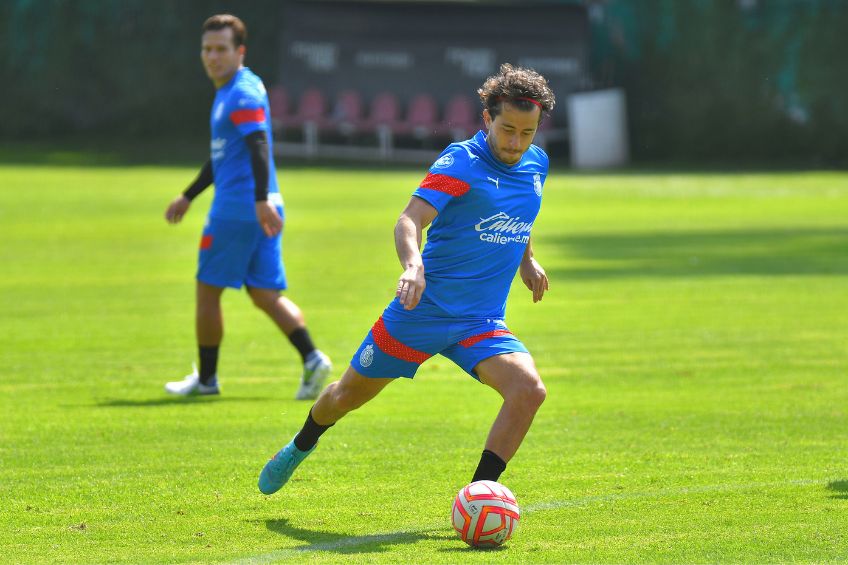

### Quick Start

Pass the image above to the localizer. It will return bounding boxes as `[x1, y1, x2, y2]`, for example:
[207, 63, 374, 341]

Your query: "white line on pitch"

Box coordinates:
[227, 478, 825, 564]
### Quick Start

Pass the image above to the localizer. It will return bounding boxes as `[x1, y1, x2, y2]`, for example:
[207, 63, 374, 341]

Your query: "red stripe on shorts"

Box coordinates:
[230, 108, 266, 126]
[200, 234, 213, 250]
[458, 329, 513, 348]
[371, 316, 432, 364]
[419, 173, 470, 197]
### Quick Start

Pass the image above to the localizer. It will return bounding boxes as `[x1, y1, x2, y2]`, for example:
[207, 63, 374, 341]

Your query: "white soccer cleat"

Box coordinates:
[165, 364, 220, 396]
[295, 350, 332, 400]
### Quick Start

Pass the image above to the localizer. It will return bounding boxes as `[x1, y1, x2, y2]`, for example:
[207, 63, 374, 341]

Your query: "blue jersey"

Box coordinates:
[208, 67, 282, 221]
[395, 130, 548, 319]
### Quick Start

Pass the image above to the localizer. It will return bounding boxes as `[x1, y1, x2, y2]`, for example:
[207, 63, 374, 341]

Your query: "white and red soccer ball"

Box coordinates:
[452, 480, 520, 547]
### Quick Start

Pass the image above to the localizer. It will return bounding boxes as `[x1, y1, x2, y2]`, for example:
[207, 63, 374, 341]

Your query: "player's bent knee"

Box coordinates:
[510, 374, 546, 410]
[529, 380, 547, 409]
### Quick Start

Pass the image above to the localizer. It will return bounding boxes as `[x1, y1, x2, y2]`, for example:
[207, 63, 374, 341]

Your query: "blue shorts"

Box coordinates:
[196, 214, 287, 290]
[350, 303, 528, 380]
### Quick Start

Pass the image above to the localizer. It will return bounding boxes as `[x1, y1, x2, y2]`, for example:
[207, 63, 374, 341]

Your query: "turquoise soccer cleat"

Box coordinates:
[257, 439, 315, 495]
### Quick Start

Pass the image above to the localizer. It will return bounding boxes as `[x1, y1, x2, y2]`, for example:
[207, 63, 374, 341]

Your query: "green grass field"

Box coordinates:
[1, 163, 847, 563]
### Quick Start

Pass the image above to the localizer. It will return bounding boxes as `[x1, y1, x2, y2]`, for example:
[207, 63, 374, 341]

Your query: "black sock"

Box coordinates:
[198, 345, 219, 385]
[293, 409, 333, 452]
[288, 327, 316, 363]
[471, 449, 507, 483]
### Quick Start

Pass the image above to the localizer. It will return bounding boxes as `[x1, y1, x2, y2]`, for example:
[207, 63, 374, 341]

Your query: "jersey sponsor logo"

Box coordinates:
[533, 173, 543, 196]
[211, 137, 226, 161]
[475, 212, 533, 245]
[359, 344, 374, 367]
[433, 154, 454, 169]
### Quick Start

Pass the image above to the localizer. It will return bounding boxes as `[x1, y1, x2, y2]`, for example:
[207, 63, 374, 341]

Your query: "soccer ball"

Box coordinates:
[451, 480, 520, 547]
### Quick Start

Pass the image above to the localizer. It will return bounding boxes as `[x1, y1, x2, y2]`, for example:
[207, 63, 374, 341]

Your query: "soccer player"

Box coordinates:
[258, 63, 554, 493]
[163, 14, 331, 400]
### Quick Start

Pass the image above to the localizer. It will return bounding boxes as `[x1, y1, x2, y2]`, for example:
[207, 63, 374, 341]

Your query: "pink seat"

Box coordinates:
[289, 88, 328, 128]
[401, 93, 439, 138]
[364, 92, 402, 132]
[332, 89, 365, 135]
[440, 95, 480, 140]
[268, 86, 291, 131]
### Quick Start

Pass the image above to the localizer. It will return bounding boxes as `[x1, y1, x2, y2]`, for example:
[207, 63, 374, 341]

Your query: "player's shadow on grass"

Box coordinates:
[827, 480, 848, 500]
[258, 517, 450, 554]
[549, 227, 848, 279]
[92, 396, 266, 408]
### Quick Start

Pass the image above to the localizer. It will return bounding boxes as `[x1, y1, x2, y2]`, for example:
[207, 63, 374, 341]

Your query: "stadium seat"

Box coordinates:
[440, 94, 480, 141]
[401, 93, 439, 139]
[290, 88, 328, 127]
[364, 92, 402, 130]
[363, 92, 403, 157]
[268, 86, 291, 133]
[331, 89, 365, 137]
[288, 88, 329, 155]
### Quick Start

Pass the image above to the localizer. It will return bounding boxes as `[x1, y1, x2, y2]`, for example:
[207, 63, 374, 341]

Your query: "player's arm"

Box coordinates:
[245, 130, 283, 237]
[165, 160, 213, 224]
[519, 238, 549, 303]
[395, 196, 438, 310]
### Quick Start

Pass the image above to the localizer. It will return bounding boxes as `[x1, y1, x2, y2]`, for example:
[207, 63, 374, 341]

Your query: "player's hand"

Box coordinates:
[255, 201, 283, 237]
[397, 264, 425, 310]
[165, 195, 191, 224]
[520, 256, 549, 303]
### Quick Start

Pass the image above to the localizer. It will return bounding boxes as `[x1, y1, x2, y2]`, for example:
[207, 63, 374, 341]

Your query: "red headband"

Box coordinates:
[498, 96, 543, 109]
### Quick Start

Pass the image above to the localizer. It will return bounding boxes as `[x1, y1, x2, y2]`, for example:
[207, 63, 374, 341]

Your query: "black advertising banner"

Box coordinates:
[277, 1, 589, 126]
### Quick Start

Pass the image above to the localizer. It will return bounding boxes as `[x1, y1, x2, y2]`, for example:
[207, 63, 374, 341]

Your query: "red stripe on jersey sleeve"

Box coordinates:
[371, 316, 432, 364]
[458, 329, 513, 348]
[230, 108, 266, 126]
[419, 173, 470, 197]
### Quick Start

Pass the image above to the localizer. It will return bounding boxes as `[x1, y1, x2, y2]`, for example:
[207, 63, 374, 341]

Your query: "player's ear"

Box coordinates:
[482, 108, 492, 128]
[238, 45, 246, 58]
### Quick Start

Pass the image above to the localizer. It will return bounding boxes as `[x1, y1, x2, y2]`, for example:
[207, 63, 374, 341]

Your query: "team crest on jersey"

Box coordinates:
[359, 344, 374, 367]
[533, 173, 543, 196]
[433, 154, 454, 169]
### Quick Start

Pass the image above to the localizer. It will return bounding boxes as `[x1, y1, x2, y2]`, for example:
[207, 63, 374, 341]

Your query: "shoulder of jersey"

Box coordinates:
[529, 143, 549, 164]
[231, 70, 264, 98]
[431, 142, 479, 175]
[523, 144, 549, 171]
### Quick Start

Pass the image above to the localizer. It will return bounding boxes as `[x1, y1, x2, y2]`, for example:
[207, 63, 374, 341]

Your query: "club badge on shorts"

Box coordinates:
[360, 344, 374, 367]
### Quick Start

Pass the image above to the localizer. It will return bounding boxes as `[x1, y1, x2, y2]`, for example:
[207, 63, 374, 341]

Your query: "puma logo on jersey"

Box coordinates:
[487, 176, 500, 189]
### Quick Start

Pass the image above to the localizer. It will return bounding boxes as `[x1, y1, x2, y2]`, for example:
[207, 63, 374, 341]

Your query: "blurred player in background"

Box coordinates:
[163, 14, 331, 399]
[258, 63, 554, 493]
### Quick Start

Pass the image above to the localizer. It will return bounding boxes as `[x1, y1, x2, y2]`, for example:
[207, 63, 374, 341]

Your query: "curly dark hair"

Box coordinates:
[477, 63, 556, 122]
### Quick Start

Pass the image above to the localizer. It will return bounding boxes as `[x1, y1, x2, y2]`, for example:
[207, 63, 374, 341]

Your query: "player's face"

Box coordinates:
[483, 103, 541, 165]
[201, 28, 244, 87]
